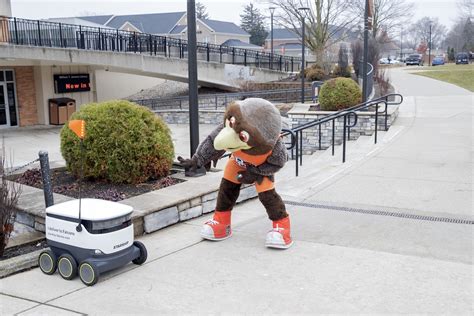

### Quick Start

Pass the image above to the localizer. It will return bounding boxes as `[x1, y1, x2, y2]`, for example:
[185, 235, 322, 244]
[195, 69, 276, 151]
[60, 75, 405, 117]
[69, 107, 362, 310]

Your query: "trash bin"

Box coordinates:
[49, 98, 76, 125]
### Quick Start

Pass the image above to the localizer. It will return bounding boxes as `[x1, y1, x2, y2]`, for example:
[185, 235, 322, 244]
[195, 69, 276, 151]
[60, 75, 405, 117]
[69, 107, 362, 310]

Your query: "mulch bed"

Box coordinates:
[1, 240, 48, 261]
[10, 168, 184, 202]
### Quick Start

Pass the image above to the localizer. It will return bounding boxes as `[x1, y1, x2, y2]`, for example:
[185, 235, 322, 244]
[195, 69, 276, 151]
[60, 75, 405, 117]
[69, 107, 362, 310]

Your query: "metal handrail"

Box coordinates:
[282, 93, 403, 176]
[3, 17, 301, 72]
[133, 88, 313, 110]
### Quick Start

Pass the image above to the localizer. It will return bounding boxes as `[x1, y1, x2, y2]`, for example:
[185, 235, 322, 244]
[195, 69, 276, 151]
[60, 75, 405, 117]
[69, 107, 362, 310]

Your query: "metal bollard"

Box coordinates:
[39, 151, 54, 207]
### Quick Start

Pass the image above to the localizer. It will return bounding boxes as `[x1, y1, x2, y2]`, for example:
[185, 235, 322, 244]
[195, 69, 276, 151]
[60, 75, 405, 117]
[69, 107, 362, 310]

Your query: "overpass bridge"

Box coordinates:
[0, 17, 302, 89]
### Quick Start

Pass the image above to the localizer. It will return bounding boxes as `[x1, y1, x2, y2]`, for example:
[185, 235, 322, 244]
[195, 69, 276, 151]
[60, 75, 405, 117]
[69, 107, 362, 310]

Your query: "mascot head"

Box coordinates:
[214, 98, 281, 155]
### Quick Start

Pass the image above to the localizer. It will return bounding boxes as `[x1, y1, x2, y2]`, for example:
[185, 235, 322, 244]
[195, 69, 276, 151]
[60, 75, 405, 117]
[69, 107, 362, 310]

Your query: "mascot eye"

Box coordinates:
[229, 117, 236, 128]
[239, 131, 250, 143]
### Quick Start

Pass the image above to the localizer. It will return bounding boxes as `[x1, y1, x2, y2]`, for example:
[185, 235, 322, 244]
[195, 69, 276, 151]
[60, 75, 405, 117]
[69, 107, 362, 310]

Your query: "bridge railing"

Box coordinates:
[132, 88, 313, 110]
[1, 17, 301, 72]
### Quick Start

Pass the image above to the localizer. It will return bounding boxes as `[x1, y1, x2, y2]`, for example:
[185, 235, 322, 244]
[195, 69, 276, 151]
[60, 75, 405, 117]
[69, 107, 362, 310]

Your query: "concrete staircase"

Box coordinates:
[277, 126, 405, 198]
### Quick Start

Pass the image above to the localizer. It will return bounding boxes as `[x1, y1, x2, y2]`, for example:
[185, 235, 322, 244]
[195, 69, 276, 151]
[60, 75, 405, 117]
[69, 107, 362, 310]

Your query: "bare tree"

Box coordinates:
[269, 0, 356, 69]
[410, 17, 447, 50]
[0, 141, 22, 257]
[348, 0, 414, 39]
[457, 0, 473, 21]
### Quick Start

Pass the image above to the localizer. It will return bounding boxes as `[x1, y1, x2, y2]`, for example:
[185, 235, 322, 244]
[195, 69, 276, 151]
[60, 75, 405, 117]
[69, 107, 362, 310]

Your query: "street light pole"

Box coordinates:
[298, 7, 310, 103]
[270, 7, 275, 56]
[270, 7, 276, 70]
[187, 0, 199, 156]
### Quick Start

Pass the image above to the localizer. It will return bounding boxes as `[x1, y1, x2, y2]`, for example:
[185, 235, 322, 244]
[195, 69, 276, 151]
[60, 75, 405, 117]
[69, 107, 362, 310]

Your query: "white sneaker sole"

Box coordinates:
[265, 240, 293, 249]
[201, 231, 233, 241]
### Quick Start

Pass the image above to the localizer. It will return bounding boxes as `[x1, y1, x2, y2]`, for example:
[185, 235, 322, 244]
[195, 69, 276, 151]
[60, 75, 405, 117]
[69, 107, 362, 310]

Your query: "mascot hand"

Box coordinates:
[177, 156, 198, 171]
[236, 170, 264, 184]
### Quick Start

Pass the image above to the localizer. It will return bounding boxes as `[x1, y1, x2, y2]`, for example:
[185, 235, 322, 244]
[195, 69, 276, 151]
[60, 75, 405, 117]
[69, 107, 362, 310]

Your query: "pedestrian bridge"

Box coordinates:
[0, 17, 302, 89]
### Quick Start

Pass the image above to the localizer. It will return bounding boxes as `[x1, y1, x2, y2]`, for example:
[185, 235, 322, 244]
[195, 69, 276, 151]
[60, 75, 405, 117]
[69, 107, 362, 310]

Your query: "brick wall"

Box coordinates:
[14, 66, 38, 126]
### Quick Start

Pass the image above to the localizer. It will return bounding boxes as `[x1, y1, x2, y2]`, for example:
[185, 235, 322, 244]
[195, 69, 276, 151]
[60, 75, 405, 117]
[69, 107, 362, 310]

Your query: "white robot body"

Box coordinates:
[39, 198, 147, 286]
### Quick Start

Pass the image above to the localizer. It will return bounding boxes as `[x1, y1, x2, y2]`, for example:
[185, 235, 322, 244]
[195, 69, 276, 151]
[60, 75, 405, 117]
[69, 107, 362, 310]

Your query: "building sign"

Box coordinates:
[54, 74, 90, 93]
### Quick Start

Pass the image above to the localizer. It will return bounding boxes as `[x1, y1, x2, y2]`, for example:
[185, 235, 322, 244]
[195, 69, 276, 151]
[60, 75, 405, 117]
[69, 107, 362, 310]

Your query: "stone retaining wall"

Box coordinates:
[155, 109, 225, 125]
[288, 104, 399, 155]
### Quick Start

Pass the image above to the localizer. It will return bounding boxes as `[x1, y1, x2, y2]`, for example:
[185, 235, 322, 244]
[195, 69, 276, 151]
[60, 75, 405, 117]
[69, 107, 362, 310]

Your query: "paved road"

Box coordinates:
[1, 68, 473, 314]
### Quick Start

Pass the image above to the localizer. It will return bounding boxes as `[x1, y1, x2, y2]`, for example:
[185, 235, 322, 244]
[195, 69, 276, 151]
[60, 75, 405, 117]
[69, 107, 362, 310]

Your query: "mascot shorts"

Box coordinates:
[223, 156, 274, 193]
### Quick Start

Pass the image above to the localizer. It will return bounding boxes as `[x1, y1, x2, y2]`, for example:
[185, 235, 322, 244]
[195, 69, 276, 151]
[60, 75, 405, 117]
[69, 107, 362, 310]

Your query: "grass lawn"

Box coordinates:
[411, 64, 474, 91]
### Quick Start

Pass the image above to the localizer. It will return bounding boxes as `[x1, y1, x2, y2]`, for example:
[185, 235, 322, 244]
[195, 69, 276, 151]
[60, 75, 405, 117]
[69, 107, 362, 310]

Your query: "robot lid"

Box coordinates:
[46, 198, 133, 221]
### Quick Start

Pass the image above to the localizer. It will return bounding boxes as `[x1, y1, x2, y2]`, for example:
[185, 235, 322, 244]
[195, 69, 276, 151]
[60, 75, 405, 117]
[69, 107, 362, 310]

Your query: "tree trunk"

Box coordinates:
[313, 48, 325, 70]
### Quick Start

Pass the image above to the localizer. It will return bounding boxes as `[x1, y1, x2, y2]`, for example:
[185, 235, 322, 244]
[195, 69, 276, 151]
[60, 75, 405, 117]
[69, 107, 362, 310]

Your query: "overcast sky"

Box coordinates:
[11, 0, 461, 30]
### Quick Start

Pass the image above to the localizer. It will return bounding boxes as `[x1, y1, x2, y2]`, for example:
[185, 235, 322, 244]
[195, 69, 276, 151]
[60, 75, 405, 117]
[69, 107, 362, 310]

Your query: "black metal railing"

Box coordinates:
[132, 88, 313, 110]
[1, 17, 301, 72]
[283, 93, 403, 176]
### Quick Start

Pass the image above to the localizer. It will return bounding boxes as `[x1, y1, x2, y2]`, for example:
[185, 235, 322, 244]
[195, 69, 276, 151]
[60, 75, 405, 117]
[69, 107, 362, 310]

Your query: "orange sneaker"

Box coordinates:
[265, 216, 293, 249]
[201, 211, 232, 241]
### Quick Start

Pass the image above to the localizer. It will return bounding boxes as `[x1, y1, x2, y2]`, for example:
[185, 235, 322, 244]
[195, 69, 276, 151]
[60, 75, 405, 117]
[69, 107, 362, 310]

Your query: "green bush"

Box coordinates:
[333, 65, 352, 78]
[305, 67, 326, 81]
[60, 100, 174, 184]
[319, 77, 362, 111]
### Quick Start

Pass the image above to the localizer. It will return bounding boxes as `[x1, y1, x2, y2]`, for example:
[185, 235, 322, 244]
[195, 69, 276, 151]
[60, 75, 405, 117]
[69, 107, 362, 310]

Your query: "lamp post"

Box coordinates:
[400, 26, 403, 60]
[428, 22, 432, 66]
[270, 7, 276, 56]
[269, 7, 276, 70]
[187, 0, 199, 156]
[298, 7, 310, 103]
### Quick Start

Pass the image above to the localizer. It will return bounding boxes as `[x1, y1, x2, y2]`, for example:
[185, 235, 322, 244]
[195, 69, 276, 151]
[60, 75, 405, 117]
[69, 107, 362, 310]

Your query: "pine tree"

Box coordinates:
[196, 2, 209, 20]
[240, 3, 268, 46]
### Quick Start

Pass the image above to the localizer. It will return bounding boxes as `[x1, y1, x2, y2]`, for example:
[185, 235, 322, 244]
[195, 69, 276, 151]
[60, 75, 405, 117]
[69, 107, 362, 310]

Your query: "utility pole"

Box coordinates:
[187, 0, 199, 156]
[298, 7, 310, 103]
[362, 0, 369, 102]
[400, 26, 403, 60]
[428, 23, 432, 66]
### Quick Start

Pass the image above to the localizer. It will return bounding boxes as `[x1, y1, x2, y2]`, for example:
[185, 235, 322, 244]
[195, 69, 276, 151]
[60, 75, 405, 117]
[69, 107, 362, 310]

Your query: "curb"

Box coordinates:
[0, 248, 43, 279]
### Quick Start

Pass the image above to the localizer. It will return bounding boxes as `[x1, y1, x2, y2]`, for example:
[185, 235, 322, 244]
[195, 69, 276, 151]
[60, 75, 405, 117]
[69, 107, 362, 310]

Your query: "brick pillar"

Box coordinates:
[15, 67, 39, 126]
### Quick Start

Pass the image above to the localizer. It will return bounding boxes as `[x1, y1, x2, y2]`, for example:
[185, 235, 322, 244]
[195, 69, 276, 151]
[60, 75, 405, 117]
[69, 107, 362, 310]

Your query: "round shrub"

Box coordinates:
[304, 65, 326, 81]
[60, 100, 174, 184]
[333, 65, 352, 78]
[319, 77, 362, 111]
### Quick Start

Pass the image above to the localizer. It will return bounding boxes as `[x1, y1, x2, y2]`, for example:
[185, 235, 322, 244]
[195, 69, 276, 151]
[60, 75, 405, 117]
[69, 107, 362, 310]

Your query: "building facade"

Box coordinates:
[0, 3, 253, 128]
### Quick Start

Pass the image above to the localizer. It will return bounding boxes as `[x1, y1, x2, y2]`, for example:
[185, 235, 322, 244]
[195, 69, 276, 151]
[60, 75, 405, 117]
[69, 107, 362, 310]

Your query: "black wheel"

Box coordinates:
[58, 254, 78, 280]
[38, 250, 57, 275]
[132, 241, 148, 265]
[79, 260, 100, 286]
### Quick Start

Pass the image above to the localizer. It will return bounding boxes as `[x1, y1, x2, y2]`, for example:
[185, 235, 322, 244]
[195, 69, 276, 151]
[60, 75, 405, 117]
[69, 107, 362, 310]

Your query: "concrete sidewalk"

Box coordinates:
[1, 68, 473, 314]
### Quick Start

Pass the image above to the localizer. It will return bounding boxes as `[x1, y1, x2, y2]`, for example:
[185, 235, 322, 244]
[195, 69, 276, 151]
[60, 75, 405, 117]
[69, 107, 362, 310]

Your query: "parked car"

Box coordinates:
[379, 57, 400, 65]
[432, 56, 445, 66]
[405, 54, 424, 66]
[455, 52, 469, 64]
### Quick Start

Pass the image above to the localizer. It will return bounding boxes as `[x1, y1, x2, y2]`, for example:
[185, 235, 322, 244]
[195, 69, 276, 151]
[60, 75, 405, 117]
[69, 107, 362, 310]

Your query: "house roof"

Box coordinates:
[266, 28, 299, 40]
[75, 12, 248, 36]
[78, 15, 114, 25]
[202, 19, 249, 35]
[45, 17, 113, 28]
[266, 27, 358, 42]
[105, 12, 186, 34]
[222, 39, 261, 49]
[169, 25, 187, 34]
